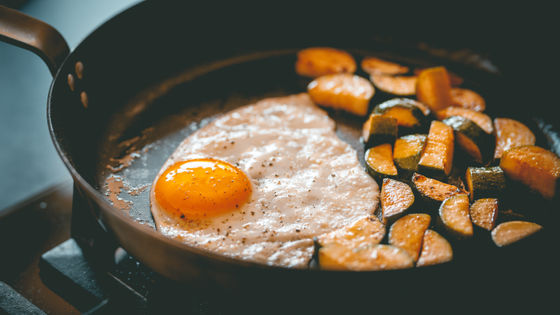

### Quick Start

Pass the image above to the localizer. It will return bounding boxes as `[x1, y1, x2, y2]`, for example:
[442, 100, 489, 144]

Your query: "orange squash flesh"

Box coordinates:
[361, 57, 409, 75]
[418, 121, 455, 177]
[493, 118, 536, 160]
[439, 194, 473, 238]
[450, 88, 486, 112]
[319, 244, 413, 271]
[365, 143, 398, 178]
[370, 74, 417, 96]
[296, 47, 356, 78]
[308, 73, 374, 116]
[380, 179, 415, 224]
[417, 230, 453, 267]
[389, 213, 431, 262]
[491, 221, 542, 247]
[416, 67, 453, 111]
[436, 107, 493, 134]
[412, 173, 466, 202]
[500, 145, 560, 199]
[470, 198, 499, 231]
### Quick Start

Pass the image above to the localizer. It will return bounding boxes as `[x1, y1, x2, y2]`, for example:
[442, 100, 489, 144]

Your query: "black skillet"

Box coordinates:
[1, 2, 558, 312]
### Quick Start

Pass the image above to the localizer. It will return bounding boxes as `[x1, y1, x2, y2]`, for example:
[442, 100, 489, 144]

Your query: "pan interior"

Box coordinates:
[95, 49, 551, 232]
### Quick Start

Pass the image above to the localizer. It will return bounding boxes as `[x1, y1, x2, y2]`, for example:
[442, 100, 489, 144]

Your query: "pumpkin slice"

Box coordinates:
[416, 66, 453, 111]
[365, 144, 398, 180]
[418, 121, 455, 178]
[361, 57, 409, 75]
[308, 73, 374, 116]
[416, 230, 453, 267]
[373, 98, 430, 133]
[500, 145, 560, 199]
[435, 107, 493, 134]
[389, 213, 431, 262]
[362, 114, 398, 148]
[414, 68, 464, 86]
[470, 198, 499, 231]
[465, 166, 506, 202]
[317, 216, 386, 249]
[380, 179, 415, 224]
[450, 88, 486, 112]
[443, 116, 493, 164]
[439, 194, 473, 239]
[319, 244, 414, 271]
[412, 173, 465, 203]
[491, 221, 542, 247]
[370, 74, 417, 96]
[493, 118, 536, 161]
[393, 134, 427, 177]
[296, 47, 356, 78]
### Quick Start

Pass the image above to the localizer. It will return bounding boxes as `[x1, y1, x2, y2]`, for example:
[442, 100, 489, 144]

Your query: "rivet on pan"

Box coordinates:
[75, 61, 84, 79]
[67, 74, 75, 91]
[80, 91, 88, 109]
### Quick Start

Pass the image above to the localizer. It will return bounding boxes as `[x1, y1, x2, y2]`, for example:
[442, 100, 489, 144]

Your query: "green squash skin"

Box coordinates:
[393, 134, 427, 180]
[443, 116, 494, 165]
[373, 98, 430, 135]
[364, 115, 398, 149]
[466, 166, 506, 202]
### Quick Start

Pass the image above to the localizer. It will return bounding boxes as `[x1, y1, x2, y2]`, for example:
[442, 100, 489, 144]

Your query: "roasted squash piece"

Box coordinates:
[500, 145, 560, 199]
[389, 213, 431, 262]
[308, 74, 374, 116]
[295, 47, 356, 78]
[393, 134, 427, 176]
[491, 221, 542, 247]
[443, 116, 493, 164]
[373, 98, 429, 132]
[319, 244, 413, 271]
[450, 88, 486, 112]
[380, 179, 415, 224]
[470, 198, 499, 231]
[465, 166, 506, 202]
[416, 230, 453, 267]
[416, 66, 453, 111]
[493, 118, 536, 161]
[317, 216, 386, 249]
[362, 114, 398, 148]
[361, 57, 409, 75]
[439, 194, 473, 239]
[365, 144, 398, 180]
[370, 74, 417, 96]
[418, 121, 455, 178]
[412, 173, 465, 203]
[414, 68, 464, 86]
[435, 107, 493, 134]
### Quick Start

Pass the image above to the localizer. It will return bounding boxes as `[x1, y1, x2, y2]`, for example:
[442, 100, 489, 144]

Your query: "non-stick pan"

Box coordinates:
[1, 2, 558, 312]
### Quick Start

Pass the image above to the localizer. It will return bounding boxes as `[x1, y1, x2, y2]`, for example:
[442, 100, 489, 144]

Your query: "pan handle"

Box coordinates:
[0, 5, 69, 76]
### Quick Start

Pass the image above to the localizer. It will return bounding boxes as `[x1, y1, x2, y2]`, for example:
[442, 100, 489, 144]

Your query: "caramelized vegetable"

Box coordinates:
[450, 88, 486, 112]
[393, 134, 427, 176]
[500, 145, 560, 199]
[361, 57, 409, 75]
[418, 121, 455, 178]
[380, 179, 415, 224]
[416, 66, 453, 111]
[414, 68, 463, 86]
[365, 144, 398, 180]
[319, 244, 414, 271]
[389, 213, 431, 262]
[465, 167, 506, 202]
[370, 74, 417, 96]
[317, 216, 386, 249]
[373, 98, 429, 132]
[435, 107, 493, 134]
[470, 198, 499, 231]
[362, 114, 398, 148]
[443, 116, 493, 164]
[493, 118, 536, 161]
[491, 221, 542, 247]
[308, 74, 374, 116]
[416, 230, 453, 267]
[296, 47, 356, 78]
[412, 173, 465, 203]
[439, 194, 473, 239]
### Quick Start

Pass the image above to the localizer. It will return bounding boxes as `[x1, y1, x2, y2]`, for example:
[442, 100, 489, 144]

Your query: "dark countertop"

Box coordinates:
[0, 0, 140, 213]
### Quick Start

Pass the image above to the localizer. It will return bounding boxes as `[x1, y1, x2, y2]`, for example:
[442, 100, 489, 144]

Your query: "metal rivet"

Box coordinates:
[75, 61, 84, 79]
[67, 74, 75, 91]
[80, 91, 88, 108]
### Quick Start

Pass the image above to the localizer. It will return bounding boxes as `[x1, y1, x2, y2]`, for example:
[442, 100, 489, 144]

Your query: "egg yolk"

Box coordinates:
[154, 159, 252, 219]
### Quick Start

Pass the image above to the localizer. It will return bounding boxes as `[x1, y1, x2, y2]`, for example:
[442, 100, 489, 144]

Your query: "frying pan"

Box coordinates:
[1, 2, 558, 312]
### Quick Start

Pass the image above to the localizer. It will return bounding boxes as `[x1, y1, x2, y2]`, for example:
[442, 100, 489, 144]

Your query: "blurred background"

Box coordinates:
[0, 0, 141, 212]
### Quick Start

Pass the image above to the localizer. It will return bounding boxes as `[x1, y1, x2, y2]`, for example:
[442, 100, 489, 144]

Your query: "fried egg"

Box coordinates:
[150, 93, 379, 267]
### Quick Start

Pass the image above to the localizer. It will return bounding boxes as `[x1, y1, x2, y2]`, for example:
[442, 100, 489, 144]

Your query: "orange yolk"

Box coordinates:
[154, 159, 252, 219]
